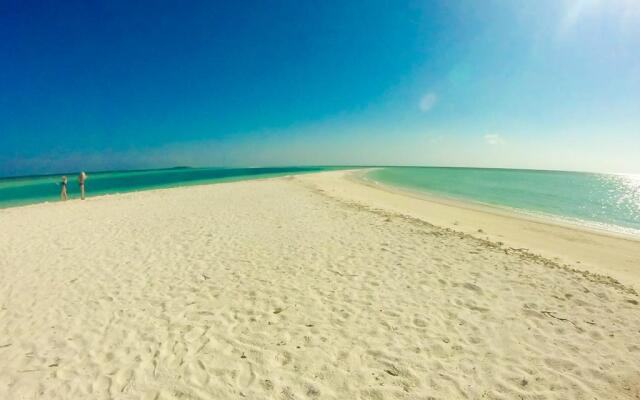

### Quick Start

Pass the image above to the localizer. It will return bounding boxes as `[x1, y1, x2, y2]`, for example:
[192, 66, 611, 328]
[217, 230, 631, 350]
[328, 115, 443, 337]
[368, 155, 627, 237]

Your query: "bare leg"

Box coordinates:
[80, 185, 85, 200]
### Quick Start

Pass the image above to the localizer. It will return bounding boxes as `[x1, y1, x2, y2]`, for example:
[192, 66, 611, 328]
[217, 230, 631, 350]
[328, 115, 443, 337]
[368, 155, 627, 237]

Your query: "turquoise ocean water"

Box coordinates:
[0, 166, 337, 208]
[367, 167, 640, 236]
[3, 166, 639, 237]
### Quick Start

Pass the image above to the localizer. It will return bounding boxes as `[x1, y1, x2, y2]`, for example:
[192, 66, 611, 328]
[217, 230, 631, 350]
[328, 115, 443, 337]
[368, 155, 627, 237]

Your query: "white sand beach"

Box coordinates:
[1, 170, 639, 400]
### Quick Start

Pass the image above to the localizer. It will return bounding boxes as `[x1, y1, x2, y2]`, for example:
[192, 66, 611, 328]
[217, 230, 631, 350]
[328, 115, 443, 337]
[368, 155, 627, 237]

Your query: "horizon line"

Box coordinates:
[0, 163, 632, 180]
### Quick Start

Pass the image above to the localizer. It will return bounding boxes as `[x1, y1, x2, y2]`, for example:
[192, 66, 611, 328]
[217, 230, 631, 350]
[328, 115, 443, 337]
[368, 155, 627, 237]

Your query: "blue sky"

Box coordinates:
[1, 0, 639, 176]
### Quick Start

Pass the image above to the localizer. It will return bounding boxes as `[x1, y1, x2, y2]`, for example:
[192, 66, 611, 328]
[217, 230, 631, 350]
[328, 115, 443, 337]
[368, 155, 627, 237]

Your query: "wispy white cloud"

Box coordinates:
[418, 92, 437, 112]
[484, 134, 504, 145]
[559, 0, 640, 34]
[560, 0, 600, 32]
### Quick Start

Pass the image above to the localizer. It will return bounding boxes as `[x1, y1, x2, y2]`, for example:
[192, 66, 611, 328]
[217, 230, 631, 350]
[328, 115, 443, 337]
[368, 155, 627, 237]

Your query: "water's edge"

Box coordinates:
[360, 169, 640, 239]
[0, 166, 347, 209]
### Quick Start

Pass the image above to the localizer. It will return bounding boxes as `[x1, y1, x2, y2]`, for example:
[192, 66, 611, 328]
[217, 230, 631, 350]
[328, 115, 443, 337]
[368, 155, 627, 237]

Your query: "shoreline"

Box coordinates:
[4, 168, 638, 291]
[301, 169, 640, 291]
[358, 169, 640, 240]
[0, 169, 329, 211]
[0, 166, 337, 210]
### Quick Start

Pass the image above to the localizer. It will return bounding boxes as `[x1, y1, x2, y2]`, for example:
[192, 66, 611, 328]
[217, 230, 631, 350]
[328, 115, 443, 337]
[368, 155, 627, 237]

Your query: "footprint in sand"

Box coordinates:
[238, 360, 256, 388]
[413, 318, 427, 328]
[462, 282, 483, 294]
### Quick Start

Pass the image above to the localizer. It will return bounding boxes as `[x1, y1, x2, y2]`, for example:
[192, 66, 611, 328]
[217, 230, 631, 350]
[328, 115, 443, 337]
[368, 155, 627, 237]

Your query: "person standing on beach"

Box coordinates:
[59, 176, 68, 201]
[78, 171, 87, 200]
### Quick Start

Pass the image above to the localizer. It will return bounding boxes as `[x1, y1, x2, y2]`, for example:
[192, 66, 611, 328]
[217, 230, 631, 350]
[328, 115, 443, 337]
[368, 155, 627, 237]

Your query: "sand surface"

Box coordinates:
[1, 170, 639, 399]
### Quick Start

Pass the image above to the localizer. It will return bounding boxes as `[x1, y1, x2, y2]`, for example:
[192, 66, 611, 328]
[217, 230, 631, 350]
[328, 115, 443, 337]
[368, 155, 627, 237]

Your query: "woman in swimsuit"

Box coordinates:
[60, 176, 68, 201]
[78, 171, 87, 200]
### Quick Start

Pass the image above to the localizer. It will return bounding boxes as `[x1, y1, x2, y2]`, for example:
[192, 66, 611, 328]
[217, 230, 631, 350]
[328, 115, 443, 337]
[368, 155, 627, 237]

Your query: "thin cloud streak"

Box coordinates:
[484, 134, 504, 145]
[559, 0, 640, 34]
